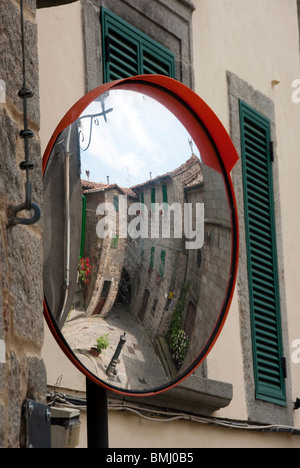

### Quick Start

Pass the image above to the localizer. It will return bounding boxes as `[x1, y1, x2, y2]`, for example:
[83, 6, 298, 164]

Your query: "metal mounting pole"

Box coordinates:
[86, 378, 109, 448]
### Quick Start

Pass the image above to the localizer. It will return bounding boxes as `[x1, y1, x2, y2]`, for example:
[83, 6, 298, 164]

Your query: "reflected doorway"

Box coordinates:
[93, 280, 112, 315]
[184, 301, 196, 339]
[138, 289, 150, 323]
[116, 269, 131, 305]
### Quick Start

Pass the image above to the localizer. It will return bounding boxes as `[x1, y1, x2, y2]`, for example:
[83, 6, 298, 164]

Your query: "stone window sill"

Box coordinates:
[110, 375, 233, 417]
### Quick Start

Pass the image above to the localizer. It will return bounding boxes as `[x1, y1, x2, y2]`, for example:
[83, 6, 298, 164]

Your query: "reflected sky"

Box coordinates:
[78, 89, 201, 187]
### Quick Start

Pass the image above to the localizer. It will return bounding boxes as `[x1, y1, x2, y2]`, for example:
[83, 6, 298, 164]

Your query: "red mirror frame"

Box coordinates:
[42, 75, 239, 397]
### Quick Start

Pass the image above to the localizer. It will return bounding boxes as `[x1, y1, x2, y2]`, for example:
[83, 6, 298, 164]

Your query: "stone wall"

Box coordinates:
[0, 0, 46, 448]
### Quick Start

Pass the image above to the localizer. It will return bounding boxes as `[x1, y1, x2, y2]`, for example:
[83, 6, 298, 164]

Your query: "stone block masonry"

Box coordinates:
[0, 0, 46, 448]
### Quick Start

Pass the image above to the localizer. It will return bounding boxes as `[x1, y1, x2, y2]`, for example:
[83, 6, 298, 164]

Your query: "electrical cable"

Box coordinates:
[46, 389, 300, 435]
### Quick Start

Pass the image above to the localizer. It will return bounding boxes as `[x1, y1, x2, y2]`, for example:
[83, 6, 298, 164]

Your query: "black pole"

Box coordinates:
[106, 332, 127, 380]
[86, 378, 109, 448]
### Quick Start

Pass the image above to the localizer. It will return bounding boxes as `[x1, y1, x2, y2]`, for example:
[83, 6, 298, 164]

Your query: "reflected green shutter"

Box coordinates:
[150, 246, 155, 270]
[101, 7, 175, 83]
[80, 195, 86, 258]
[113, 195, 119, 212]
[111, 235, 119, 249]
[159, 250, 166, 277]
[151, 187, 156, 212]
[240, 101, 286, 406]
[141, 191, 144, 211]
[162, 184, 168, 209]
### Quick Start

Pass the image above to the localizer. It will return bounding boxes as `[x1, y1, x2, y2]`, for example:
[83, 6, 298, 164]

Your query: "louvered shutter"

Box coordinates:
[239, 101, 286, 406]
[101, 7, 175, 83]
[80, 195, 86, 258]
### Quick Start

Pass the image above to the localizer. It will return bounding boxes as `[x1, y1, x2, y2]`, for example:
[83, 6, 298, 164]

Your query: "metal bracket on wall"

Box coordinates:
[23, 400, 51, 448]
[8, 0, 41, 227]
[294, 398, 300, 411]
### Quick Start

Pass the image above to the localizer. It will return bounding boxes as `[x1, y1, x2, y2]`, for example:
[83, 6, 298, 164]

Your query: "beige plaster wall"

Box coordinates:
[192, 0, 300, 428]
[37, 0, 85, 155]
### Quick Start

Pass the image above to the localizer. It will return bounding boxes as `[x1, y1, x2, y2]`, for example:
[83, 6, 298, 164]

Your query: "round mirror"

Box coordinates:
[43, 76, 239, 396]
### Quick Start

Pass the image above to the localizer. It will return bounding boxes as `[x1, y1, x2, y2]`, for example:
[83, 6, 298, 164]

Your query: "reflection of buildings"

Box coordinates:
[81, 179, 138, 317]
[81, 154, 232, 366]
[127, 154, 203, 342]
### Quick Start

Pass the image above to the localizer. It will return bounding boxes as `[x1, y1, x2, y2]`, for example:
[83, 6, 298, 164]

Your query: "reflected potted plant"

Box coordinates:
[89, 334, 110, 357]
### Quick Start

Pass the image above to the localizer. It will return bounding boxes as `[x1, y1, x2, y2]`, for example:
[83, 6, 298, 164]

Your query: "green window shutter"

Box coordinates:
[101, 7, 175, 83]
[150, 246, 155, 270]
[140, 191, 144, 211]
[151, 187, 156, 211]
[113, 195, 119, 212]
[159, 250, 166, 277]
[162, 184, 168, 209]
[239, 101, 286, 406]
[111, 235, 119, 249]
[141, 240, 145, 258]
[80, 195, 86, 258]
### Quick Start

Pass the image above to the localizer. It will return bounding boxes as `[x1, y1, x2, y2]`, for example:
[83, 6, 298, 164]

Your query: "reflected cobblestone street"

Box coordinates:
[62, 304, 168, 391]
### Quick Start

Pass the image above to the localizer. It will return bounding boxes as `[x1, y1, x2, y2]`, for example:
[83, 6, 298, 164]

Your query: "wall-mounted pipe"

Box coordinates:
[59, 125, 72, 322]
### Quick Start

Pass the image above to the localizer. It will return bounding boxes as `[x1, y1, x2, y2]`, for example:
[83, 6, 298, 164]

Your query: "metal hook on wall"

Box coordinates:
[8, 0, 41, 227]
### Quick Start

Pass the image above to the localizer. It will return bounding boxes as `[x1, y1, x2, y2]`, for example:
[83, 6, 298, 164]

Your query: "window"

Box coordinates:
[151, 187, 156, 211]
[113, 195, 119, 212]
[150, 246, 155, 270]
[111, 235, 119, 249]
[159, 250, 166, 277]
[197, 248, 202, 269]
[239, 100, 286, 406]
[101, 7, 175, 83]
[162, 184, 168, 210]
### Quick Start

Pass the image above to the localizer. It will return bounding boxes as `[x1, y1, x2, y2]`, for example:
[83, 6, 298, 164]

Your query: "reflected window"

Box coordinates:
[140, 191, 144, 211]
[111, 235, 119, 249]
[151, 187, 156, 211]
[159, 250, 166, 278]
[197, 248, 202, 269]
[113, 195, 119, 212]
[150, 246, 155, 270]
[162, 184, 168, 210]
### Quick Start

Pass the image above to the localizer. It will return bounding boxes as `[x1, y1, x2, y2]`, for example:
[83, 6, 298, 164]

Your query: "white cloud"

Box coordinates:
[79, 88, 200, 187]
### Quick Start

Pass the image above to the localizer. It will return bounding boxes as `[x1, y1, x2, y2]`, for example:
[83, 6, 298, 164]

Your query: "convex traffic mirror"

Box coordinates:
[43, 75, 239, 396]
